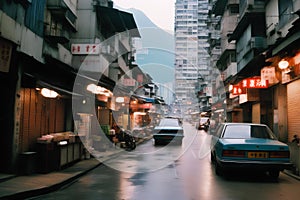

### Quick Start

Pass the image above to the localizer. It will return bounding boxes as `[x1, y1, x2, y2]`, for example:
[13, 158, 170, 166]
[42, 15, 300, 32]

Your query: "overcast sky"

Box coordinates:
[113, 0, 176, 32]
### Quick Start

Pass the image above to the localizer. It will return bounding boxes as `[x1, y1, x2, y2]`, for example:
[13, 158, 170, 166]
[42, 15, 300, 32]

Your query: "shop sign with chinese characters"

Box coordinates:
[71, 44, 100, 55]
[123, 78, 136, 86]
[232, 85, 246, 95]
[0, 39, 12, 73]
[261, 67, 279, 85]
[241, 78, 268, 89]
[231, 77, 268, 95]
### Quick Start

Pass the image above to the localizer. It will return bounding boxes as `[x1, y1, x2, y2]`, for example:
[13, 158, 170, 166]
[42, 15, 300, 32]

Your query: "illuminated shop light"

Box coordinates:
[86, 84, 112, 97]
[278, 60, 289, 70]
[58, 141, 68, 146]
[86, 84, 98, 93]
[41, 88, 59, 98]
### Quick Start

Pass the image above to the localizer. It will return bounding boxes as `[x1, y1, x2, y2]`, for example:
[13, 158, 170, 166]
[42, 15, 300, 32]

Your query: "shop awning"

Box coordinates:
[36, 79, 82, 97]
[131, 94, 155, 103]
[21, 53, 116, 97]
[272, 30, 300, 56]
[76, 70, 116, 91]
[154, 98, 165, 105]
[118, 11, 141, 38]
[96, 6, 140, 38]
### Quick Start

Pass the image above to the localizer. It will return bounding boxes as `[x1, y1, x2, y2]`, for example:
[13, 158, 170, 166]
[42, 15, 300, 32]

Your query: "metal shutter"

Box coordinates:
[287, 79, 300, 141]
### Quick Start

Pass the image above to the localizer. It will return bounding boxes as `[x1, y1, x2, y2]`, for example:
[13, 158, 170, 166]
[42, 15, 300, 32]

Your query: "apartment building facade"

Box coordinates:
[212, 0, 300, 144]
[174, 0, 211, 114]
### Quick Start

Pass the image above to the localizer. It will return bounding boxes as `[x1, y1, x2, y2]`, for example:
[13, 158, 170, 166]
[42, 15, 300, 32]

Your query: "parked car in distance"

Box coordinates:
[165, 115, 183, 126]
[196, 117, 210, 131]
[153, 117, 184, 145]
[210, 123, 292, 179]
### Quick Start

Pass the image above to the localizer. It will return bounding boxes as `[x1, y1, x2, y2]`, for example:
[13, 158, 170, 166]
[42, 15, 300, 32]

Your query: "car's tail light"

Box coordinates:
[269, 151, 290, 158]
[222, 150, 245, 157]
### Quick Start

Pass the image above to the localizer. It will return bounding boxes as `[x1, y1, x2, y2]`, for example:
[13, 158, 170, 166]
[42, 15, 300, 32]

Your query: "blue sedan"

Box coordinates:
[210, 123, 292, 179]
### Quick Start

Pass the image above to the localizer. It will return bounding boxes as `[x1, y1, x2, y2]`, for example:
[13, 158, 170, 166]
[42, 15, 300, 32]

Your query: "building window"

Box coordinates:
[230, 52, 236, 62]
[278, 0, 293, 28]
[25, 0, 46, 36]
[229, 4, 239, 15]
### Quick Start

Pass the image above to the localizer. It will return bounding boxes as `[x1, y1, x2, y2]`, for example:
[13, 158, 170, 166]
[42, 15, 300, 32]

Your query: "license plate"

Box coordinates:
[247, 152, 269, 158]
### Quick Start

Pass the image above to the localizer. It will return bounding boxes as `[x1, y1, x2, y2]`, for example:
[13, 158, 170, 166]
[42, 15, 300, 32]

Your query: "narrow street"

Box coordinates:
[1, 1, 300, 200]
[30, 123, 300, 200]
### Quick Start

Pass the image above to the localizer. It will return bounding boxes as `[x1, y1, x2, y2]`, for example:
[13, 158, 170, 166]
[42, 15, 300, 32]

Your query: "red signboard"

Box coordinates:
[241, 78, 268, 89]
[232, 85, 246, 95]
[230, 77, 268, 95]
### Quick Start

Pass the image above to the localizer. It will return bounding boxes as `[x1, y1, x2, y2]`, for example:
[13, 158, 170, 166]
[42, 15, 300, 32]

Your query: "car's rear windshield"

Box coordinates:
[223, 125, 277, 139]
[200, 118, 209, 123]
[159, 118, 180, 127]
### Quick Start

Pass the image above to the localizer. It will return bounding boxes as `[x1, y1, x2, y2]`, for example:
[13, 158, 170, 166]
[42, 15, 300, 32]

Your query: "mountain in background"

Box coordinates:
[116, 7, 175, 84]
[127, 8, 157, 28]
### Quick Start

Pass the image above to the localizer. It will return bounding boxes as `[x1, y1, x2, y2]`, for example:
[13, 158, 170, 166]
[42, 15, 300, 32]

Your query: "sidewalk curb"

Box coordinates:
[0, 160, 102, 200]
[0, 137, 153, 200]
[283, 170, 300, 181]
[0, 175, 17, 183]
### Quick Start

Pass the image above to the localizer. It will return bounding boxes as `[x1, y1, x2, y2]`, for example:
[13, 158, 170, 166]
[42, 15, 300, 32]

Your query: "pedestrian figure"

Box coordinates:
[292, 134, 299, 144]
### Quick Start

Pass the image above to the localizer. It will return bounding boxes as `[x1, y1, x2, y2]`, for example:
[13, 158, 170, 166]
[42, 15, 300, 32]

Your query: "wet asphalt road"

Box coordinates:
[31, 122, 300, 200]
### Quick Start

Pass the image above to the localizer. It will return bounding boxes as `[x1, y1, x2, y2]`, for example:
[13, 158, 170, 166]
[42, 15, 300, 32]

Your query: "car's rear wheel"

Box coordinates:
[268, 170, 280, 179]
[153, 139, 160, 146]
[210, 152, 215, 164]
[213, 153, 223, 176]
[215, 162, 223, 176]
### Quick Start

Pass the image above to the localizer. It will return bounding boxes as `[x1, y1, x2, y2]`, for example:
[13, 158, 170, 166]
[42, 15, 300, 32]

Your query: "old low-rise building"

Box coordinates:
[0, 0, 144, 174]
[211, 0, 300, 175]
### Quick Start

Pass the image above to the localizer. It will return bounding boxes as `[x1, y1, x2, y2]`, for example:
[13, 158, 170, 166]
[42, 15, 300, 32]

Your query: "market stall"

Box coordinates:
[36, 132, 83, 173]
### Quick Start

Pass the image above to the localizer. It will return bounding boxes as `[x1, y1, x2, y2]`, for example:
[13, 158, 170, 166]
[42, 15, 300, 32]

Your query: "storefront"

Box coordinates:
[272, 47, 300, 174]
[0, 37, 79, 173]
[18, 88, 68, 152]
[287, 79, 300, 141]
[269, 48, 300, 142]
[15, 53, 80, 173]
[227, 74, 280, 132]
[73, 82, 115, 153]
[226, 95, 243, 122]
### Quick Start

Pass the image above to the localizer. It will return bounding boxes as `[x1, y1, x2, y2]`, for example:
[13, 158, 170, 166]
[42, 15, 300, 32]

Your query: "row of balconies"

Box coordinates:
[213, 0, 290, 81]
[238, 0, 265, 21]
[47, 0, 77, 30]
[1, 0, 138, 86]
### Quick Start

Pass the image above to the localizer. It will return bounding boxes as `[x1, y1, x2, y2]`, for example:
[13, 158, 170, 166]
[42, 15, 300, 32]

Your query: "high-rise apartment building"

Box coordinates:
[174, 0, 211, 112]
